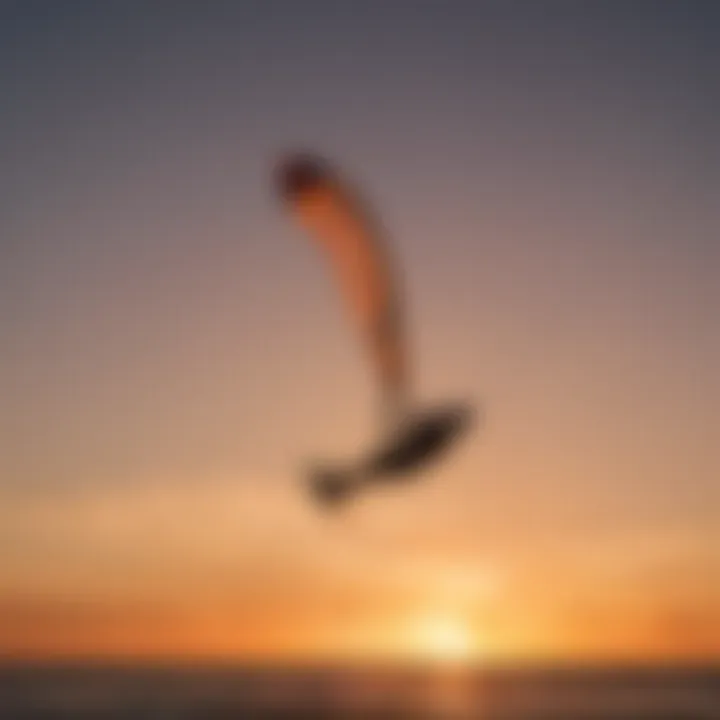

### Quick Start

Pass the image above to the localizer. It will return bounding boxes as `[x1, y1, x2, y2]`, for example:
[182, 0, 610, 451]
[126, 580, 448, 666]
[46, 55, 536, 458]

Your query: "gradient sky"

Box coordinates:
[1, 0, 718, 662]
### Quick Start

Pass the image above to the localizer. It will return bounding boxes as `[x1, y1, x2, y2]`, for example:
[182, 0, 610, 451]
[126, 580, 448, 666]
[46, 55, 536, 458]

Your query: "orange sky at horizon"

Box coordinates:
[1, 475, 717, 665]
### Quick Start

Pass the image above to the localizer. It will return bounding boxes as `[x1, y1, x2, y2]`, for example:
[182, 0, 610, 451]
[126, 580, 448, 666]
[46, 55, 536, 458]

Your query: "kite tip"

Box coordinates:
[274, 150, 334, 202]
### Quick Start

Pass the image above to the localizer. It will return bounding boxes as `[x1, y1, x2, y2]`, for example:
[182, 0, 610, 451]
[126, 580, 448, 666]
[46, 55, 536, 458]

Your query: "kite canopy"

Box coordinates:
[275, 151, 409, 431]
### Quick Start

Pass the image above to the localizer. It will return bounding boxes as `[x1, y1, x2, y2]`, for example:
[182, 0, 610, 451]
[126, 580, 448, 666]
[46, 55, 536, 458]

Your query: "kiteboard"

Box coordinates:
[309, 401, 478, 506]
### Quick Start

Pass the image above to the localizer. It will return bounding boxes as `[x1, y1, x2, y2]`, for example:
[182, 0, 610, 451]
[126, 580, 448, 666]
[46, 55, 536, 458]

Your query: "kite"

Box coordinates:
[275, 152, 477, 506]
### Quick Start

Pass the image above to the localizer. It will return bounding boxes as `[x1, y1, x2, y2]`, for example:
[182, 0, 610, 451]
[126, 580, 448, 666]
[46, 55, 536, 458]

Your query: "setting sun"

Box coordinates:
[412, 615, 475, 664]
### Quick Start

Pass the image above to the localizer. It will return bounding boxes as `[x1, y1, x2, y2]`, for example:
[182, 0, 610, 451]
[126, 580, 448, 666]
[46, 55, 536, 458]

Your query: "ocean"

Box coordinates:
[0, 663, 717, 719]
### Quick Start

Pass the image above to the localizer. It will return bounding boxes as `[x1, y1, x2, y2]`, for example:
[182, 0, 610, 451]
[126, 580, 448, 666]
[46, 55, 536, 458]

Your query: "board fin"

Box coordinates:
[308, 465, 359, 507]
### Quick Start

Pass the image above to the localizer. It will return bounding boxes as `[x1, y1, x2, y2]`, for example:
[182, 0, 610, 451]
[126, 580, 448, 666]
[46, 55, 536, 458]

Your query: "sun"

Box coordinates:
[412, 615, 475, 663]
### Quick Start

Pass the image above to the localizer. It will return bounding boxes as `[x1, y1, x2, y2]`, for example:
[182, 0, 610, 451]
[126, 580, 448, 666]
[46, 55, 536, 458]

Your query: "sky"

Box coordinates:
[0, 0, 718, 663]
